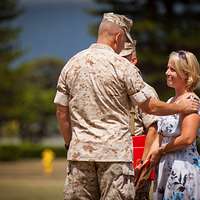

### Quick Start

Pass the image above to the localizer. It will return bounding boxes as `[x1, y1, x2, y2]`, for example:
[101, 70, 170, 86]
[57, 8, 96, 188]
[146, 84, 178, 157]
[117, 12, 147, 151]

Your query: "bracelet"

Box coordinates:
[65, 144, 69, 151]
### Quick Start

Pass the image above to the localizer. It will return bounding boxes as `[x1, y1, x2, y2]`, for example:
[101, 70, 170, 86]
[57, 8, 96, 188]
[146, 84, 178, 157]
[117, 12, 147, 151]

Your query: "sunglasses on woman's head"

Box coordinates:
[177, 50, 188, 64]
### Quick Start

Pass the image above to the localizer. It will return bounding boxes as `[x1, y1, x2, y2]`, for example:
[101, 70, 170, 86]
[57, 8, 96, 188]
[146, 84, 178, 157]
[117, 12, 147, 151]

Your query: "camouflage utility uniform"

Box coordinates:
[132, 83, 158, 200]
[119, 37, 159, 200]
[54, 14, 153, 200]
[133, 83, 158, 136]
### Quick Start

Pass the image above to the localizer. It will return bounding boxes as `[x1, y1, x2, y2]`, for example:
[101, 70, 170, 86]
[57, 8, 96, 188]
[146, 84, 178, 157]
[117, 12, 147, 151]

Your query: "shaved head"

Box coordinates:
[98, 20, 124, 37]
[97, 20, 126, 53]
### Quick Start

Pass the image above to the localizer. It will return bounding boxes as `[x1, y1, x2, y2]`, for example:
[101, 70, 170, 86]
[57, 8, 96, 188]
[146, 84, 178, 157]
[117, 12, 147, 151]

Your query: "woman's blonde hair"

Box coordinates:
[169, 51, 200, 91]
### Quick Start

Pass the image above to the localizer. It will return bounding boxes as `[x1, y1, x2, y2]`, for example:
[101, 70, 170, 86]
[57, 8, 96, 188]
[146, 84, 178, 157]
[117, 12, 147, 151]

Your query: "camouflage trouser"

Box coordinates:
[64, 161, 135, 200]
[134, 179, 151, 200]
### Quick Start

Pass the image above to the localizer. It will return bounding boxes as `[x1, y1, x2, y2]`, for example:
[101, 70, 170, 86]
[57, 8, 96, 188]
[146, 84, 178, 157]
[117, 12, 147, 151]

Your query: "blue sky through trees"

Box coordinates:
[15, 0, 100, 64]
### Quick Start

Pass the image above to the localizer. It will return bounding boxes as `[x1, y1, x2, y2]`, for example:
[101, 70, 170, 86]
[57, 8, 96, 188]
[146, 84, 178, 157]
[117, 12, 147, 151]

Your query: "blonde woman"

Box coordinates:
[151, 51, 200, 200]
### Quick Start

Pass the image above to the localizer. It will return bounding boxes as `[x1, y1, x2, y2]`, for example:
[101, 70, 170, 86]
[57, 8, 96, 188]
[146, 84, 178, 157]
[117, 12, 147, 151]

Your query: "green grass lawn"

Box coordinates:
[0, 159, 154, 200]
[0, 159, 66, 200]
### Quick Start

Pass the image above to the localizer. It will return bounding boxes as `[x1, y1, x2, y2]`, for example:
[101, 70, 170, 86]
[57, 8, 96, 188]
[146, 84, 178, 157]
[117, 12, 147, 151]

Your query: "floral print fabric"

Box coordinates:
[154, 97, 200, 200]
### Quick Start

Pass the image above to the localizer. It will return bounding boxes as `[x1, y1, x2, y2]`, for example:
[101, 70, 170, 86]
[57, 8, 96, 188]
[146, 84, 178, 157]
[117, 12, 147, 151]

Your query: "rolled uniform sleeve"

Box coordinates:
[141, 111, 158, 129]
[140, 83, 159, 128]
[54, 68, 70, 106]
[124, 65, 152, 105]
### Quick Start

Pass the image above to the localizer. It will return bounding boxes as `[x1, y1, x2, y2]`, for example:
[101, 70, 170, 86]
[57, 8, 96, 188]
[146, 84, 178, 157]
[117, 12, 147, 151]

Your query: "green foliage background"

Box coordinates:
[0, 0, 64, 141]
[0, 0, 200, 143]
[89, 0, 200, 99]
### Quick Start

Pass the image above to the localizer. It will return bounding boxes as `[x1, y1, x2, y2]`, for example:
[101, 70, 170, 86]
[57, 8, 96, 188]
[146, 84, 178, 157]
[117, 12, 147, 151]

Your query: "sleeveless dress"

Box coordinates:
[153, 97, 200, 200]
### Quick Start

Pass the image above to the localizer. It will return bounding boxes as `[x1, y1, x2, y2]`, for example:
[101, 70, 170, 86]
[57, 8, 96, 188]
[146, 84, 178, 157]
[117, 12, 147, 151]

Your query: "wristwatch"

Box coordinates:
[65, 144, 69, 151]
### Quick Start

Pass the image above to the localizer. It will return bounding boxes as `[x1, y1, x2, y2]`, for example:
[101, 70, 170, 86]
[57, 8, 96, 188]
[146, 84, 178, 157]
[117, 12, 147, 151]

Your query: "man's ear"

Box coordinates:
[114, 32, 123, 53]
[115, 32, 122, 43]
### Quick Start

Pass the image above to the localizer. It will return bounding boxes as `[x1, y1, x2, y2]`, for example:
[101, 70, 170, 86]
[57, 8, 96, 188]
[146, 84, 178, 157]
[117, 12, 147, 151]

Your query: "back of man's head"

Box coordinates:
[97, 13, 133, 53]
[102, 12, 133, 42]
[98, 20, 122, 36]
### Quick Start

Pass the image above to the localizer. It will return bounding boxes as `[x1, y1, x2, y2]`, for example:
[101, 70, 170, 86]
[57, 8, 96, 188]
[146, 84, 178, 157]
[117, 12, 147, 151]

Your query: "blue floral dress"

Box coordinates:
[153, 97, 200, 200]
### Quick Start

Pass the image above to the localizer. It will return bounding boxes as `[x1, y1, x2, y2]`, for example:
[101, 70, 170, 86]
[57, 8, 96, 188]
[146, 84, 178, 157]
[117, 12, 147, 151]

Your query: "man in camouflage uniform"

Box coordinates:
[54, 12, 198, 200]
[120, 41, 158, 200]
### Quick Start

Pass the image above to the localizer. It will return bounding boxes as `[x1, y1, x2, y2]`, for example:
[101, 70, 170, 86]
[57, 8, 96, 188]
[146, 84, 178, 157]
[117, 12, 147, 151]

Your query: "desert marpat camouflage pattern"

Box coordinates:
[131, 83, 158, 200]
[102, 12, 134, 43]
[119, 42, 158, 136]
[54, 43, 152, 162]
[119, 41, 137, 57]
[64, 161, 135, 200]
[133, 83, 159, 136]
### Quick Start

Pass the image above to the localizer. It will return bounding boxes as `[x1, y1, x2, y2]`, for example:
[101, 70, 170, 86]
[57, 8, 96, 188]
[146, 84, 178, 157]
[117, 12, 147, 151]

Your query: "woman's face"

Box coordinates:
[166, 60, 186, 89]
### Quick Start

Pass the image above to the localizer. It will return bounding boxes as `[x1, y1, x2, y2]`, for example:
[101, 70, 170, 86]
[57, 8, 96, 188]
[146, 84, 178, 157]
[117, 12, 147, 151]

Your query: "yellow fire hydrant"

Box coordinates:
[41, 148, 55, 175]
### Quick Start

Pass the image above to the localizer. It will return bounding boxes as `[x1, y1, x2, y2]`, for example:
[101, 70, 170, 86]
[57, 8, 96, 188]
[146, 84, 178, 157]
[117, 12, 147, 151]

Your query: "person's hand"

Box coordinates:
[178, 97, 199, 114]
[133, 160, 148, 186]
[134, 161, 142, 185]
[146, 148, 162, 167]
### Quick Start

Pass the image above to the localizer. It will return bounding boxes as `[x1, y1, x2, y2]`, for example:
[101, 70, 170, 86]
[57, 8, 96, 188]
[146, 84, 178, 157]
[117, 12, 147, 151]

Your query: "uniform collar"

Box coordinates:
[90, 43, 115, 53]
